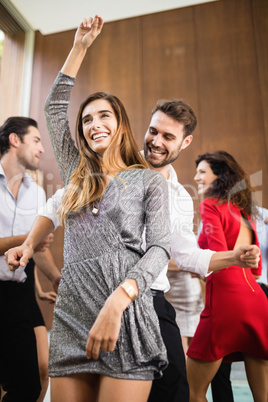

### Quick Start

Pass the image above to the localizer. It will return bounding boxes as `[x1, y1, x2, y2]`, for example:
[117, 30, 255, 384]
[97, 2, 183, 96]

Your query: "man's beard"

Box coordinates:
[143, 143, 182, 168]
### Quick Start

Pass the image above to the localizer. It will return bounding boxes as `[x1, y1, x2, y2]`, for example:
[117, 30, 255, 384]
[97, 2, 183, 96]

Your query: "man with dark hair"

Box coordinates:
[0, 116, 39, 156]
[0, 116, 61, 401]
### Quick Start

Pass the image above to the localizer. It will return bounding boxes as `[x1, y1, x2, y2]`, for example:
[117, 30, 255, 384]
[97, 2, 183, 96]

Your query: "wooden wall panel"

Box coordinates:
[252, 0, 268, 206]
[141, 8, 201, 211]
[194, 0, 267, 206]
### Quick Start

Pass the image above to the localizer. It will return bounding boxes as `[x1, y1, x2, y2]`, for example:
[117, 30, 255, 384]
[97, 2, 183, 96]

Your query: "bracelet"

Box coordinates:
[120, 281, 137, 301]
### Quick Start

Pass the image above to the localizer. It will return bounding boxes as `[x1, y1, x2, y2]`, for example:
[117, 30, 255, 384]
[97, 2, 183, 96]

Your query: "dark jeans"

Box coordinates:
[0, 281, 41, 402]
[148, 290, 189, 402]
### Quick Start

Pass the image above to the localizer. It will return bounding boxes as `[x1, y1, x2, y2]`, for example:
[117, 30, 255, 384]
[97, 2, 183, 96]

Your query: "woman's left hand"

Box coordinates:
[85, 286, 132, 360]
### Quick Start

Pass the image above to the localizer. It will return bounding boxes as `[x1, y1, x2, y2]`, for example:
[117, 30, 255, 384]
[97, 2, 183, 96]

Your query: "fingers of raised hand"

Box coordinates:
[81, 17, 93, 29]
[93, 15, 104, 32]
[80, 15, 103, 34]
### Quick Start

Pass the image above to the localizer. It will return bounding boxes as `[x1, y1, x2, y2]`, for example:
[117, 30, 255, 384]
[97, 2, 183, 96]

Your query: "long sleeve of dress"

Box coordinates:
[127, 169, 171, 294]
[44, 72, 79, 186]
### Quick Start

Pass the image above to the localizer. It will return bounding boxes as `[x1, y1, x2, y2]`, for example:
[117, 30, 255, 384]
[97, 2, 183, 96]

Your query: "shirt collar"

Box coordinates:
[0, 163, 6, 183]
[167, 165, 178, 184]
[0, 162, 32, 188]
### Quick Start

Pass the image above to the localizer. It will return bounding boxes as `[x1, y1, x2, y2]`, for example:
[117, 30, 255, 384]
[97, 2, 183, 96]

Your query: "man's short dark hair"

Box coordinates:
[152, 99, 197, 138]
[0, 116, 38, 156]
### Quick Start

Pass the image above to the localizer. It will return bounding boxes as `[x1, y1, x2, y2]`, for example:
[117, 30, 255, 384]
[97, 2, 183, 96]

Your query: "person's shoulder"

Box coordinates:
[143, 168, 166, 184]
[201, 197, 219, 206]
[200, 197, 221, 211]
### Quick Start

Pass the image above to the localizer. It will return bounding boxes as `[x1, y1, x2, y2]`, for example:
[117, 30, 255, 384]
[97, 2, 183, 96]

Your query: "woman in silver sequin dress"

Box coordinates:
[5, 16, 170, 402]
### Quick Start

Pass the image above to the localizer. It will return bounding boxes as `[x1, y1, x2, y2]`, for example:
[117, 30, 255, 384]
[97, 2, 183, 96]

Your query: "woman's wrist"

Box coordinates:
[120, 281, 138, 301]
[105, 285, 135, 314]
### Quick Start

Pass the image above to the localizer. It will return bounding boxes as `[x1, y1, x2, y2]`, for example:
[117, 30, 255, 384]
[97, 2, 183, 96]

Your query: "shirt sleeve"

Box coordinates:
[44, 72, 79, 186]
[126, 170, 171, 294]
[170, 184, 214, 277]
[37, 188, 64, 229]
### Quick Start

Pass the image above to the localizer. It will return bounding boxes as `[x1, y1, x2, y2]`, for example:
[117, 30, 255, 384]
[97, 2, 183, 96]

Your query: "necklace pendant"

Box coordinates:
[92, 207, 99, 215]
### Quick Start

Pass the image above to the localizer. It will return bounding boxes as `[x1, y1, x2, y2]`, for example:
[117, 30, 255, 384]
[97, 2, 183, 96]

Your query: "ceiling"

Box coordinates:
[4, 0, 218, 35]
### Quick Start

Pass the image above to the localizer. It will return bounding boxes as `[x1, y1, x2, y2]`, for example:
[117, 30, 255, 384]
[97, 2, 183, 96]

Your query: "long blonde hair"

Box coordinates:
[58, 92, 148, 223]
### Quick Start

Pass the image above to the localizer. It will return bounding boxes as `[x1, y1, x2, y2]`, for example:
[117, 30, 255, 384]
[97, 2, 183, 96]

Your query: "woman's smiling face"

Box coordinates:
[194, 160, 218, 195]
[82, 99, 118, 157]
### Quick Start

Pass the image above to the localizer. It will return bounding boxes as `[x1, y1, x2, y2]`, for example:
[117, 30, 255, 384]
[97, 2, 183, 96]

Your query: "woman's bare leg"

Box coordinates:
[34, 326, 49, 402]
[244, 354, 268, 402]
[181, 336, 189, 357]
[187, 357, 223, 402]
[181, 336, 193, 359]
[98, 376, 152, 402]
[50, 373, 99, 402]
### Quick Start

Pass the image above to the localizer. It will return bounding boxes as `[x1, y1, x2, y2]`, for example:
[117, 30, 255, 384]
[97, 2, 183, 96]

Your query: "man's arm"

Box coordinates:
[208, 246, 260, 272]
[5, 216, 55, 270]
[0, 234, 28, 255]
[33, 248, 62, 293]
[0, 233, 54, 255]
[169, 182, 260, 276]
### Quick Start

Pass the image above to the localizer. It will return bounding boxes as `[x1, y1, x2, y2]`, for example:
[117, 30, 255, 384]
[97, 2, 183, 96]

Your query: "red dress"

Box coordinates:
[187, 198, 268, 362]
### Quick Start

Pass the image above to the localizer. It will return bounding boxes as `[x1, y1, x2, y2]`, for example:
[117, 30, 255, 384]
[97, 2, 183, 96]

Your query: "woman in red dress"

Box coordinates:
[187, 151, 268, 402]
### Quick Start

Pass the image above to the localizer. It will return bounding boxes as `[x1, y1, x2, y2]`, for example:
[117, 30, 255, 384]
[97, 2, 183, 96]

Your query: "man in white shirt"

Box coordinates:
[143, 99, 259, 402]
[5, 103, 259, 402]
[0, 116, 61, 401]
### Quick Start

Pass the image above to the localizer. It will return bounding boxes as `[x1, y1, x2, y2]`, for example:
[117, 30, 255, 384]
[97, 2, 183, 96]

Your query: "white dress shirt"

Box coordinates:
[38, 165, 214, 292]
[0, 163, 46, 282]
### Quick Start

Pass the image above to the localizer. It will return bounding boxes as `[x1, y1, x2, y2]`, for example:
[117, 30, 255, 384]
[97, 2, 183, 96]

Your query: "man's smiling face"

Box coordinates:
[143, 111, 188, 169]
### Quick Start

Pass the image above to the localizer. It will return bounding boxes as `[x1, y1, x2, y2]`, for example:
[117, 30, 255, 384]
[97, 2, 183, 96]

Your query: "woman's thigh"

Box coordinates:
[98, 376, 152, 402]
[187, 357, 223, 400]
[50, 373, 99, 402]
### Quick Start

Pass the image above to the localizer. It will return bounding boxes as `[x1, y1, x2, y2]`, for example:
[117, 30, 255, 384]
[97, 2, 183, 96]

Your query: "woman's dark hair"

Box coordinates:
[195, 151, 257, 218]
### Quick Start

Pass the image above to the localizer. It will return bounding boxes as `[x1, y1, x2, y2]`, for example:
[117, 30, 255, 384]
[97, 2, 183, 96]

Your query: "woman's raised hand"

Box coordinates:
[74, 15, 104, 49]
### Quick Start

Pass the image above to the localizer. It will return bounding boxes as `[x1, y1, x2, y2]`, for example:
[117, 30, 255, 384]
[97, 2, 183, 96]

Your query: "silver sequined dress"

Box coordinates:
[44, 72, 170, 380]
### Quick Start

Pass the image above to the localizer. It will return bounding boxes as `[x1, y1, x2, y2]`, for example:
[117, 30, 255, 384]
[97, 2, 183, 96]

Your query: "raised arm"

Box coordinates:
[61, 16, 104, 78]
[44, 16, 104, 185]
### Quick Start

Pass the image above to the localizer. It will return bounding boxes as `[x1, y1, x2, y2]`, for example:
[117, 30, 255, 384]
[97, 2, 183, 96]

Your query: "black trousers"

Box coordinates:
[148, 291, 189, 402]
[0, 281, 41, 402]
